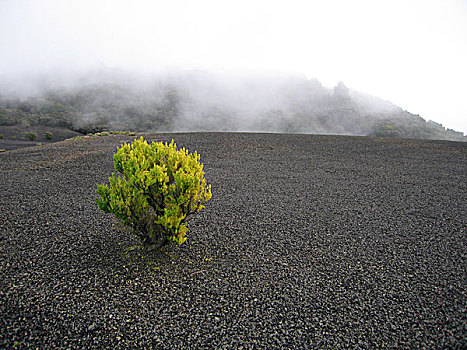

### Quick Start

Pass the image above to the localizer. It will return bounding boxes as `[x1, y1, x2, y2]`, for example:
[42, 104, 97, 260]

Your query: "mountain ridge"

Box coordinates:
[0, 70, 464, 141]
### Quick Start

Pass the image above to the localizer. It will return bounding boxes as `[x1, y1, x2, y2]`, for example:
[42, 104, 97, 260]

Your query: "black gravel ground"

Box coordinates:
[0, 133, 465, 349]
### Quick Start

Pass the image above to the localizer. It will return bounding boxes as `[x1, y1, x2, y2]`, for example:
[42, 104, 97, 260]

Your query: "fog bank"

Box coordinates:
[0, 69, 464, 141]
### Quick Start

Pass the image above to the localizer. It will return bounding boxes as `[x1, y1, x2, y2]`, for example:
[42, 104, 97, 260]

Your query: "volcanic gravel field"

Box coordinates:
[0, 132, 466, 349]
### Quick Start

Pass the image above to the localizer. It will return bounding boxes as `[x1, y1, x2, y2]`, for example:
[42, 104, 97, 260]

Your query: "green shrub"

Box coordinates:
[45, 131, 53, 140]
[11, 135, 16, 140]
[24, 132, 37, 141]
[0, 133, 3, 139]
[95, 132, 110, 136]
[96, 137, 212, 249]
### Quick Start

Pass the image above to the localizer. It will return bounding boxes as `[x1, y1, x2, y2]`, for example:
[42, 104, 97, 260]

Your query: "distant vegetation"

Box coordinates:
[24, 131, 37, 141]
[0, 70, 464, 141]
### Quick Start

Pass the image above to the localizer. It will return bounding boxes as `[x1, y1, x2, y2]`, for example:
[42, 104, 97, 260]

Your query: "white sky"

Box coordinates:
[1, 0, 466, 133]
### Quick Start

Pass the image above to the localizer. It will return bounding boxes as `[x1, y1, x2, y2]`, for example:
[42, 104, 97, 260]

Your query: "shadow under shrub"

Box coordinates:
[96, 137, 212, 250]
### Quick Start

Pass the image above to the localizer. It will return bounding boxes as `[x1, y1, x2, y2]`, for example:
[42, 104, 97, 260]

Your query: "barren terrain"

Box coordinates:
[0, 133, 465, 348]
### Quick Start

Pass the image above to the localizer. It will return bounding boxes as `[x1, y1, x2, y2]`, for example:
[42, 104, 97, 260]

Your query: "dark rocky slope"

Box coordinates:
[0, 125, 83, 151]
[0, 133, 465, 348]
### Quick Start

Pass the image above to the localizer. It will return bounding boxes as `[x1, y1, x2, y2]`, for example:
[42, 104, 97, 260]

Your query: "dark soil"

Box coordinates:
[0, 133, 465, 349]
[0, 125, 83, 151]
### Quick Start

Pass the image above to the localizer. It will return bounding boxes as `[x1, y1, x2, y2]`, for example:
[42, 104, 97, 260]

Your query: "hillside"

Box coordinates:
[0, 133, 465, 348]
[0, 71, 465, 141]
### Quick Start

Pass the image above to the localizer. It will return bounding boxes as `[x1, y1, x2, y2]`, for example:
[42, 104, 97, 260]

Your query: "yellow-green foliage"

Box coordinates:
[96, 137, 211, 248]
